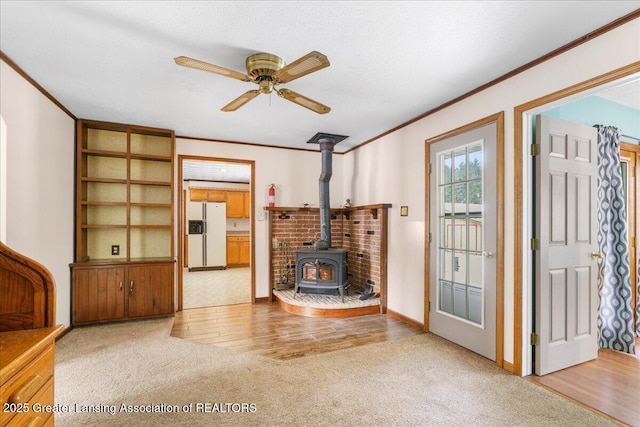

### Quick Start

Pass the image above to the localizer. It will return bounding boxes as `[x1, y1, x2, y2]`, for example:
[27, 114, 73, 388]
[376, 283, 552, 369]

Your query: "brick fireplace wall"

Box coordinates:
[267, 205, 390, 299]
[342, 209, 383, 294]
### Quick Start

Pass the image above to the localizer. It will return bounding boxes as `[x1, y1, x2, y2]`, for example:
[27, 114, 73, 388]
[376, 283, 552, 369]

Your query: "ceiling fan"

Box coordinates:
[174, 51, 331, 114]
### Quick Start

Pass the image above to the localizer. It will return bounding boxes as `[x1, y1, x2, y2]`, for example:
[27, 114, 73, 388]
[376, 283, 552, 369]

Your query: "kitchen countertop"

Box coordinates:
[227, 231, 250, 236]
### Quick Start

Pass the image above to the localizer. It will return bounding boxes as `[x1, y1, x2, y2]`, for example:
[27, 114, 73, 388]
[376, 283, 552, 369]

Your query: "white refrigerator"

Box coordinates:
[187, 202, 227, 271]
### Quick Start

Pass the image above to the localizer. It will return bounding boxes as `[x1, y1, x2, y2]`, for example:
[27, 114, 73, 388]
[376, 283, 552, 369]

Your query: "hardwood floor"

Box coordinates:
[527, 337, 640, 427]
[170, 302, 423, 360]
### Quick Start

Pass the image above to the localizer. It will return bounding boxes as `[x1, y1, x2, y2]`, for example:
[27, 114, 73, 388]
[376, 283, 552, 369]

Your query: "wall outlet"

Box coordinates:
[111, 245, 120, 256]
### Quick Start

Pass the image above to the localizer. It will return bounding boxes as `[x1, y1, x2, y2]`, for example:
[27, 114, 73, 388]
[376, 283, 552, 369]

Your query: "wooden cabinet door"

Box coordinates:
[73, 267, 125, 324]
[227, 238, 241, 265]
[207, 189, 226, 202]
[240, 239, 250, 265]
[127, 265, 173, 318]
[227, 237, 249, 266]
[243, 192, 251, 218]
[190, 188, 226, 202]
[190, 188, 208, 201]
[226, 191, 245, 218]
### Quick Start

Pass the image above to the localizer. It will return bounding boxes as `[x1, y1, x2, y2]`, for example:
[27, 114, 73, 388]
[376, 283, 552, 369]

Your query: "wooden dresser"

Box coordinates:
[0, 242, 63, 426]
[1, 326, 63, 426]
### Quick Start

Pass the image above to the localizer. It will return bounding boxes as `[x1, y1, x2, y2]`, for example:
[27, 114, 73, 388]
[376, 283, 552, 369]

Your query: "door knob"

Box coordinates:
[590, 251, 603, 260]
[483, 251, 494, 259]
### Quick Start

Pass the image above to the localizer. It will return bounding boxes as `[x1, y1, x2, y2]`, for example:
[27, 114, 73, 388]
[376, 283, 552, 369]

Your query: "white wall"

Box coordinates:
[342, 18, 640, 368]
[0, 61, 75, 326]
[1, 116, 7, 243]
[176, 138, 345, 299]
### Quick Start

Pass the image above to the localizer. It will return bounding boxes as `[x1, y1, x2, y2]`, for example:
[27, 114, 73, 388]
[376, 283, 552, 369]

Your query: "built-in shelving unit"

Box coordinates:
[71, 120, 175, 326]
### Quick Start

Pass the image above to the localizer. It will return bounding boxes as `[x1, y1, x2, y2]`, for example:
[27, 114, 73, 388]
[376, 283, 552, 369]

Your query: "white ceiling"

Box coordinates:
[1, 1, 638, 153]
[183, 159, 250, 183]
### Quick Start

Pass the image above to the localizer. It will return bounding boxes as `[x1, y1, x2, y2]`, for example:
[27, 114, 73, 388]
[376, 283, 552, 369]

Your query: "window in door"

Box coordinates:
[437, 142, 484, 326]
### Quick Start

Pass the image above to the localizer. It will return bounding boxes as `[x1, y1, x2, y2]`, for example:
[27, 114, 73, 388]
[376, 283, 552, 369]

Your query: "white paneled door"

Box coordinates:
[534, 115, 599, 375]
[429, 122, 497, 361]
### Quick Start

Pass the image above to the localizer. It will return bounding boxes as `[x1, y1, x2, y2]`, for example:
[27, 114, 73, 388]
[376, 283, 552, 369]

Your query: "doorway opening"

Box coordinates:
[177, 155, 255, 311]
[520, 71, 640, 375]
[514, 66, 640, 426]
[425, 112, 505, 366]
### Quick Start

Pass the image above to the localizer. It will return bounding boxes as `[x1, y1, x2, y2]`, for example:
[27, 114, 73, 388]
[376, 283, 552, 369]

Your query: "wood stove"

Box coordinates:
[294, 248, 348, 301]
[293, 132, 350, 302]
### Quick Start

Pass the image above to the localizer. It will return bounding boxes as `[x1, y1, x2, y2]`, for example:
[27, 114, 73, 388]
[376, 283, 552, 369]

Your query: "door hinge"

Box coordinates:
[429, 163, 432, 175]
[429, 232, 432, 243]
[632, 236, 636, 248]
[428, 301, 431, 312]
[530, 332, 540, 346]
[530, 144, 540, 156]
[530, 238, 540, 251]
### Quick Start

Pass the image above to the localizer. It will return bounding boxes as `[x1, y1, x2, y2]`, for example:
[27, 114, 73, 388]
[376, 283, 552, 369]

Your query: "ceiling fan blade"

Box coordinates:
[221, 90, 260, 112]
[274, 51, 330, 84]
[277, 88, 330, 114]
[174, 56, 250, 82]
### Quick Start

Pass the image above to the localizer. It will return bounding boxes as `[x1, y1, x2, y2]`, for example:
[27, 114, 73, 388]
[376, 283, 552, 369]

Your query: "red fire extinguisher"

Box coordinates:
[268, 184, 276, 207]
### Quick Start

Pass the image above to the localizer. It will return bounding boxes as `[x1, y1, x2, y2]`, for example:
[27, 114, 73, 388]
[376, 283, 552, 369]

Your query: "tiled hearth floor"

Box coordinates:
[183, 267, 250, 309]
[273, 288, 380, 309]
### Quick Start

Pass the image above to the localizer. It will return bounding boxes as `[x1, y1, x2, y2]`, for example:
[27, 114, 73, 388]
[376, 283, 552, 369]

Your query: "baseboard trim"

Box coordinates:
[254, 297, 270, 303]
[387, 309, 424, 330]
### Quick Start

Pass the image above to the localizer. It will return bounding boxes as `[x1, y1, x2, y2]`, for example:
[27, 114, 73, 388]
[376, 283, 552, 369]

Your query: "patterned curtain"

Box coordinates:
[596, 126, 635, 354]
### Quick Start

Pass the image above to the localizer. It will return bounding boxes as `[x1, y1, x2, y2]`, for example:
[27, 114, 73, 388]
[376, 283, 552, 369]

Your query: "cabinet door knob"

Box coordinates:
[130, 281, 134, 293]
[119, 281, 123, 291]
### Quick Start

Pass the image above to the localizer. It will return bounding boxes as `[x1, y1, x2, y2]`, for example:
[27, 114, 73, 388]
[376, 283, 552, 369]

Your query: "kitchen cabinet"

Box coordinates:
[190, 188, 226, 202]
[227, 236, 250, 266]
[72, 261, 174, 325]
[226, 191, 250, 218]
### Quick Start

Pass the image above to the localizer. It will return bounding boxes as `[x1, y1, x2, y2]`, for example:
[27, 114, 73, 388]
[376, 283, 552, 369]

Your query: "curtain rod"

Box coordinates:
[621, 134, 640, 142]
[593, 124, 639, 142]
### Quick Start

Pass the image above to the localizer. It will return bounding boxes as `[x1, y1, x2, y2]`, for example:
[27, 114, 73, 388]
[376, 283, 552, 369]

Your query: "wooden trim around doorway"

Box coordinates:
[177, 155, 256, 311]
[620, 144, 638, 328]
[512, 62, 640, 376]
[424, 111, 505, 369]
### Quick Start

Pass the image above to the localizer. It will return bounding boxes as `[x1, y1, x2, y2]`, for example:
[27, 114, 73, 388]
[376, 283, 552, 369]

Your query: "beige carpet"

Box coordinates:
[54, 318, 618, 427]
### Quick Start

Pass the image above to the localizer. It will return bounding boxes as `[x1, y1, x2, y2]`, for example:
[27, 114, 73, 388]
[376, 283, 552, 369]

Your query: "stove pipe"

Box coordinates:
[307, 132, 347, 251]
[315, 140, 335, 251]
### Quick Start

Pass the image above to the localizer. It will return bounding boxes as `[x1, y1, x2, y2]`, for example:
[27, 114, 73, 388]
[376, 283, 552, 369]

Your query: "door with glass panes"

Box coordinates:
[428, 122, 497, 361]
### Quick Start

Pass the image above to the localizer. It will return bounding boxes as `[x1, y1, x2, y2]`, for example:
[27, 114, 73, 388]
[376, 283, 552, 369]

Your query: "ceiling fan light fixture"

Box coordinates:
[176, 50, 331, 114]
[257, 77, 274, 94]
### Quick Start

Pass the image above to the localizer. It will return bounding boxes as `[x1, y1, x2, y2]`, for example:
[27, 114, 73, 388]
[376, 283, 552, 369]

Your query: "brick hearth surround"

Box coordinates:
[266, 205, 391, 306]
